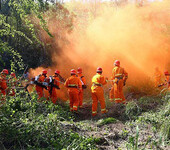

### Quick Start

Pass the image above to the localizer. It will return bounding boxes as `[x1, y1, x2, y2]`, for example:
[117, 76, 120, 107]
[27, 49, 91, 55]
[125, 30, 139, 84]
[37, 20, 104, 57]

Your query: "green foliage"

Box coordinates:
[97, 117, 117, 126]
[137, 93, 170, 141]
[0, 90, 97, 149]
[126, 126, 139, 150]
[0, 39, 24, 71]
[125, 101, 142, 120]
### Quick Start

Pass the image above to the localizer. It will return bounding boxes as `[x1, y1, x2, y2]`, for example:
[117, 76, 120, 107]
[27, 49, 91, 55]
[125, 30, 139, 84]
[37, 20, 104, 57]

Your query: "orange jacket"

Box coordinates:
[64, 75, 82, 93]
[91, 73, 107, 92]
[111, 66, 128, 82]
[53, 75, 60, 87]
[0, 74, 7, 91]
[35, 74, 46, 89]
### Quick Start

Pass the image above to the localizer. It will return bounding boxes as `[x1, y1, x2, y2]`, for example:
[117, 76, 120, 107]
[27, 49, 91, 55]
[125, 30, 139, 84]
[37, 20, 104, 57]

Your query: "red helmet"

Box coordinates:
[10, 72, 16, 77]
[77, 67, 82, 74]
[42, 70, 47, 75]
[55, 70, 60, 74]
[114, 60, 120, 66]
[70, 69, 76, 75]
[96, 67, 103, 73]
[2, 69, 9, 75]
[164, 70, 169, 75]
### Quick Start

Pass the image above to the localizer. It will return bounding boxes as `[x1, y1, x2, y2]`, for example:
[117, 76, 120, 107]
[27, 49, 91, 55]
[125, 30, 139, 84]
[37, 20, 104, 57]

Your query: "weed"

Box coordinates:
[125, 101, 141, 120]
[97, 117, 117, 126]
[0, 90, 97, 149]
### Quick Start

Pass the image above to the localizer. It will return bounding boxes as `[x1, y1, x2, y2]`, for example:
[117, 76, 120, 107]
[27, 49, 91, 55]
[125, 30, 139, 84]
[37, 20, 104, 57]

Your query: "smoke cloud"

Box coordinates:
[30, 0, 170, 99]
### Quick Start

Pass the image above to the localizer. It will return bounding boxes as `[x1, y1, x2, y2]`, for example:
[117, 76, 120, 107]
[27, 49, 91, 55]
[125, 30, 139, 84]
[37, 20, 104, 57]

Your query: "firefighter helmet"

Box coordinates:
[42, 70, 47, 75]
[164, 70, 169, 75]
[77, 67, 82, 74]
[70, 69, 76, 75]
[96, 67, 103, 73]
[114, 60, 120, 66]
[10, 72, 16, 77]
[2, 69, 9, 75]
[55, 70, 60, 74]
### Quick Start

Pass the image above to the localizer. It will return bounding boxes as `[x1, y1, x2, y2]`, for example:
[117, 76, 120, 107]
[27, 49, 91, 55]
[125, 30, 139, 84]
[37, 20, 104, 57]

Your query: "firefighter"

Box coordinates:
[77, 67, 87, 108]
[164, 70, 170, 89]
[154, 67, 162, 87]
[0, 69, 9, 104]
[91, 67, 108, 117]
[64, 69, 82, 112]
[49, 70, 60, 104]
[9, 72, 17, 96]
[112, 60, 128, 104]
[35, 70, 48, 100]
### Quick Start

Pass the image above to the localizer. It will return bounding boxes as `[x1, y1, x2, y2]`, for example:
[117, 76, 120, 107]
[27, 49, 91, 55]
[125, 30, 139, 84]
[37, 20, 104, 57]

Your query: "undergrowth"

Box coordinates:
[0, 90, 97, 149]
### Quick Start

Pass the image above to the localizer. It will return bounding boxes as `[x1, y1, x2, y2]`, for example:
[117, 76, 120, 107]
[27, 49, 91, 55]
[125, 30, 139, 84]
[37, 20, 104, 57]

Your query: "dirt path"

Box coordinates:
[63, 103, 170, 150]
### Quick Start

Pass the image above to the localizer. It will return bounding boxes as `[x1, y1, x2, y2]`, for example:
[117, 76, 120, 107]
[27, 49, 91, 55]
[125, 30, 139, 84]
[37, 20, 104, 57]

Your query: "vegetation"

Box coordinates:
[0, 90, 97, 149]
[97, 117, 117, 127]
[0, 0, 74, 71]
[0, 0, 169, 149]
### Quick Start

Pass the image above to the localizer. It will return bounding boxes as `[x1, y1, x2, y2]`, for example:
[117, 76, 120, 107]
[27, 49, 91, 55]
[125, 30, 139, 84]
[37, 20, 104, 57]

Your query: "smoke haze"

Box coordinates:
[30, 0, 170, 99]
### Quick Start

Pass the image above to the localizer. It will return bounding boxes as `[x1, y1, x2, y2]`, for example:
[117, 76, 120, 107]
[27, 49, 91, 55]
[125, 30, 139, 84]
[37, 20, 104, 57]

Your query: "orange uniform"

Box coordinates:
[35, 74, 47, 100]
[0, 74, 8, 104]
[91, 73, 108, 116]
[112, 66, 128, 104]
[154, 68, 162, 87]
[64, 75, 82, 111]
[77, 73, 86, 108]
[49, 75, 60, 104]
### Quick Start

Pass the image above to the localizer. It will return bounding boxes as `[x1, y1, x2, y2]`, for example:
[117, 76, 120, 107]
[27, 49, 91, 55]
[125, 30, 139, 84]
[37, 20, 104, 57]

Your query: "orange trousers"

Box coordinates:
[91, 89, 107, 116]
[36, 86, 44, 100]
[109, 86, 114, 102]
[50, 88, 57, 104]
[68, 91, 79, 111]
[114, 79, 125, 104]
[78, 90, 83, 108]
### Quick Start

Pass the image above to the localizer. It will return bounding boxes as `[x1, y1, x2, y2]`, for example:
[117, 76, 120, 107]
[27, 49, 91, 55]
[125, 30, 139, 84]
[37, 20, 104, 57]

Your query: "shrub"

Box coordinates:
[125, 101, 142, 120]
[0, 90, 97, 149]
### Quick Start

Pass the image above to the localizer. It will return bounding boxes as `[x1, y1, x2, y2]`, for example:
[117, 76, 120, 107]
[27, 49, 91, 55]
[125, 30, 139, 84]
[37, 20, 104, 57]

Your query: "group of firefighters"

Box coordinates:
[30, 60, 128, 116]
[0, 60, 169, 116]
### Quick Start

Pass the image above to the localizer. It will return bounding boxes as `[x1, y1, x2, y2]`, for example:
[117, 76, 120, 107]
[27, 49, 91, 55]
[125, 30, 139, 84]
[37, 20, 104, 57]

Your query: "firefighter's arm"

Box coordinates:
[82, 76, 87, 89]
[82, 76, 86, 85]
[100, 76, 107, 85]
[64, 79, 69, 87]
[78, 78, 82, 92]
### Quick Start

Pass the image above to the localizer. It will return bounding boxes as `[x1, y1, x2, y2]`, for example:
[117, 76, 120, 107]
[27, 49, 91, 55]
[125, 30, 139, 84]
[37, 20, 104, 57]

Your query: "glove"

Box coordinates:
[82, 85, 87, 89]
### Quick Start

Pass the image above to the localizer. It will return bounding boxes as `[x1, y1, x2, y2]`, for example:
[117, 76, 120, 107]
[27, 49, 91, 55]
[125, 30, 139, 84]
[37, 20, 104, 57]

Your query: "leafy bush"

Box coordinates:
[137, 96, 163, 112]
[0, 90, 97, 149]
[137, 93, 170, 141]
[125, 101, 142, 120]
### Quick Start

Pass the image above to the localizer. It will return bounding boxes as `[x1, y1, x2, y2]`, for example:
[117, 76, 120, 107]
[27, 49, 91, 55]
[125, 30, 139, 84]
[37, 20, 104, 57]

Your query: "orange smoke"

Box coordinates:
[30, 1, 170, 99]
